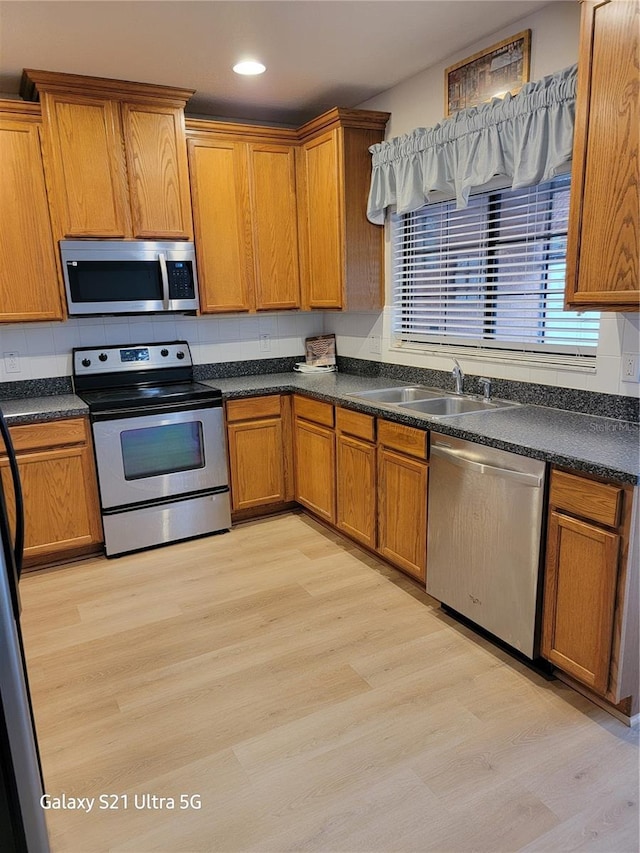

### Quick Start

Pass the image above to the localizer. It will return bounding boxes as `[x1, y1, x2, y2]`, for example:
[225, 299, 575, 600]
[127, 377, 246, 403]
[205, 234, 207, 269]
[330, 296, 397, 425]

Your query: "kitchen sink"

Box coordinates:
[349, 386, 445, 403]
[398, 396, 518, 417]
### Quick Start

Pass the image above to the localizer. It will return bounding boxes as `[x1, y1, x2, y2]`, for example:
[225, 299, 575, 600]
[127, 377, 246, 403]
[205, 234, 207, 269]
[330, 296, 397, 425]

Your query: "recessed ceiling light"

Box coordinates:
[233, 60, 266, 76]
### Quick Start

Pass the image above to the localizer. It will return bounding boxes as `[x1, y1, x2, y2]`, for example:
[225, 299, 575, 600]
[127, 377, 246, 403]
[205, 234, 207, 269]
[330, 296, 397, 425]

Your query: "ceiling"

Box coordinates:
[0, 0, 550, 125]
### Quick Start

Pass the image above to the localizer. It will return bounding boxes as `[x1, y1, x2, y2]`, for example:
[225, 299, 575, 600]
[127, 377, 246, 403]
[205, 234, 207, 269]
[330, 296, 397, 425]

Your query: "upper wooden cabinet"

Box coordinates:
[565, 0, 639, 310]
[297, 109, 389, 310]
[186, 122, 301, 312]
[21, 70, 194, 241]
[0, 102, 64, 322]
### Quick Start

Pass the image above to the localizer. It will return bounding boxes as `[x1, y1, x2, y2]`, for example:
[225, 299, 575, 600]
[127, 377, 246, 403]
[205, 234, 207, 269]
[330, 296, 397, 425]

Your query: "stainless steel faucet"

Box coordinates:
[452, 358, 464, 395]
[479, 377, 492, 401]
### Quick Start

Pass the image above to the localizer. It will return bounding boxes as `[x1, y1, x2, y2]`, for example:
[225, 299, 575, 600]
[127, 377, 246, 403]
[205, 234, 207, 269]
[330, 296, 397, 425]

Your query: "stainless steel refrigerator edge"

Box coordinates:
[426, 435, 546, 658]
[0, 408, 50, 851]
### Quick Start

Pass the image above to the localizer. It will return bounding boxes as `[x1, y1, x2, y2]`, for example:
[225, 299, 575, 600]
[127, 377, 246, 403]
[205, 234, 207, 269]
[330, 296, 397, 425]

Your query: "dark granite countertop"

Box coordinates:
[205, 372, 640, 485]
[1, 373, 638, 484]
[0, 394, 89, 424]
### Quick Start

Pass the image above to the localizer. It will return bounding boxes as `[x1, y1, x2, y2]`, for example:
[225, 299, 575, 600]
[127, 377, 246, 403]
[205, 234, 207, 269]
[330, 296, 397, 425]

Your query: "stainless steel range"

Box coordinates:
[73, 341, 231, 557]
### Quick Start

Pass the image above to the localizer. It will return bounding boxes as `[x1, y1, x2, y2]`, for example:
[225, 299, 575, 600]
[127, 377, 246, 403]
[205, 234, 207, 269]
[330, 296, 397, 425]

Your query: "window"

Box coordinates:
[392, 174, 599, 361]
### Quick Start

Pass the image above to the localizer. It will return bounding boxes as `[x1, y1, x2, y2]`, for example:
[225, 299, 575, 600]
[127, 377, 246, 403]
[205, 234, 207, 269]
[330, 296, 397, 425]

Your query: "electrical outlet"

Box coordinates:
[3, 351, 20, 374]
[620, 352, 640, 383]
[369, 335, 381, 354]
[259, 334, 271, 353]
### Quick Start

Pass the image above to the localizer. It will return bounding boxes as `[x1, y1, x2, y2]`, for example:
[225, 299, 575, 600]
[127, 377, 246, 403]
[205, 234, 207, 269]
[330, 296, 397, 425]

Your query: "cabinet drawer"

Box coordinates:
[336, 407, 375, 442]
[377, 419, 428, 460]
[294, 395, 334, 427]
[4, 418, 89, 455]
[226, 395, 281, 422]
[550, 470, 622, 528]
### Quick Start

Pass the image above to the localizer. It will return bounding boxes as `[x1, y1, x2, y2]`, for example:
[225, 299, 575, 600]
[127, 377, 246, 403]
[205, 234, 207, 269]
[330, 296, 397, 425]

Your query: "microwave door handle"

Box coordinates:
[158, 253, 170, 310]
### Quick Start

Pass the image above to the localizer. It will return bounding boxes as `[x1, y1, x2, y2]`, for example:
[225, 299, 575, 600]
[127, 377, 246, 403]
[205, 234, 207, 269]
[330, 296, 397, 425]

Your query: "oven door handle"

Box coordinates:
[91, 398, 221, 421]
[158, 253, 170, 310]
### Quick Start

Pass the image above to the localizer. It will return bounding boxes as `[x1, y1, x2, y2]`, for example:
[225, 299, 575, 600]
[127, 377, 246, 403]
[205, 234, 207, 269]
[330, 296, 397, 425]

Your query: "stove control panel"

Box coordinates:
[73, 341, 193, 375]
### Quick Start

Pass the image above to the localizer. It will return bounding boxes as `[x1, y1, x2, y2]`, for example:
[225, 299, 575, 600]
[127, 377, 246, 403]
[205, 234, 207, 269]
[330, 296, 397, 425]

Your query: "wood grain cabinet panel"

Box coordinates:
[0, 418, 102, 568]
[247, 143, 301, 309]
[122, 102, 193, 239]
[565, 0, 639, 310]
[38, 93, 131, 238]
[297, 109, 390, 311]
[336, 432, 376, 549]
[22, 70, 194, 242]
[377, 446, 428, 582]
[226, 395, 293, 513]
[0, 105, 64, 322]
[187, 126, 300, 312]
[542, 512, 620, 694]
[294, 416, 336, 524]
[542, 467, 638, 712]
[187, 137, 253, 312]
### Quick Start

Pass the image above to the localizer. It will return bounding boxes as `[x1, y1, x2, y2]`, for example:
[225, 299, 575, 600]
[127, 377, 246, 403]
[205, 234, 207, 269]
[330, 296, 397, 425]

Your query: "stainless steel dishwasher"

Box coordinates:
[426, 435, 546, 658]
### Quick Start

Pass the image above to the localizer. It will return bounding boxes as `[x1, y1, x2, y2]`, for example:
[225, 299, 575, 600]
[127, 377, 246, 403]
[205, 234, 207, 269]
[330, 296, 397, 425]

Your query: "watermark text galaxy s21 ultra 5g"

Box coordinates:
[41, 793, 202, 812]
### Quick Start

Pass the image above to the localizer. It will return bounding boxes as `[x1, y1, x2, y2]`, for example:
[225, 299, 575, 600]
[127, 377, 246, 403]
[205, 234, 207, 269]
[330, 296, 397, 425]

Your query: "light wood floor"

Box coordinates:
[20, 512, 639, 853]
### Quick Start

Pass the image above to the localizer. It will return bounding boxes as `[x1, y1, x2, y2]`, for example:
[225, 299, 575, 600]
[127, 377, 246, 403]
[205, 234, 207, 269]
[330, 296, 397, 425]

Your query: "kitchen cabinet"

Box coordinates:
[542, 469, 638, 711]
[21, 70, 194, 241]
[226, 395, 293, 514]
[0, 418, 103, 569]
[336, 407, 376, 549]
[297, 108, 390, 310]
[0, 101, 64, 322]
[293, 395, 336, 524]
[565, 0, 639, 310]
[186, 122, 300, 312]
[377, 420, 428, 582]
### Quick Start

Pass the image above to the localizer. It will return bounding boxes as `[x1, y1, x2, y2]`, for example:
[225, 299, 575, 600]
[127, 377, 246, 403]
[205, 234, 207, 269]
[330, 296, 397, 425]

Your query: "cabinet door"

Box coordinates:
[378, 447, 428, 581]
[337, 433, 376, 548]
[565, 0, 639, 309]
[542, 511, 620, 695]
[228, 418, 286, 510]
[188, 137, 253, 312]
[39, 93, 131, 238]
[294, 419, 336, 523]
[0, 444, 103, 567]
[122, 102, 193, 240]
[298, 129, 343, 308]
[248, 143, 301, 310]
[0, 115, 63, 321]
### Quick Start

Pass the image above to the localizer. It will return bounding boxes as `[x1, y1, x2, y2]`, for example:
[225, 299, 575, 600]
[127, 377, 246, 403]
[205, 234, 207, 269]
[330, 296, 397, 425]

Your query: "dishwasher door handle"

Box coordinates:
[431, 445, 543, 487]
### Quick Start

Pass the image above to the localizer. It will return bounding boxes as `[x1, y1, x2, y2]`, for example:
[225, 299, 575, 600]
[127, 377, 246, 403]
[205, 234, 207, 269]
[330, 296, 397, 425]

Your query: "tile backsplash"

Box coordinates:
[0, 312, 324, 382]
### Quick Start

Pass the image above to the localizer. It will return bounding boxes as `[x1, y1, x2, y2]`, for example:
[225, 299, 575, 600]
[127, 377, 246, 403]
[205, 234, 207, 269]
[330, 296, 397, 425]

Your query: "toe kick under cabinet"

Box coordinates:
[0, 417, 103, 569]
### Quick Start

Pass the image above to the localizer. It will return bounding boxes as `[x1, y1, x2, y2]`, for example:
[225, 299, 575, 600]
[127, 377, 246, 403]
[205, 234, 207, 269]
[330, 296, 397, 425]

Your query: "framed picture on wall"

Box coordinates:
[445, 30, 531, 116]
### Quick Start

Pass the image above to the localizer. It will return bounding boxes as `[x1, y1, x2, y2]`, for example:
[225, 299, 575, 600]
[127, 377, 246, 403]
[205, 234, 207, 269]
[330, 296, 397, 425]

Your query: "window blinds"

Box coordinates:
[392, 174, 600, 357]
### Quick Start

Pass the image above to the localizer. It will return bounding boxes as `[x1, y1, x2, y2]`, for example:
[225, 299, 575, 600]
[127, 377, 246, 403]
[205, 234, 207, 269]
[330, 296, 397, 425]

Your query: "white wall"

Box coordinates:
[0, 313, 323, 382]
[327, 1, 640, 398]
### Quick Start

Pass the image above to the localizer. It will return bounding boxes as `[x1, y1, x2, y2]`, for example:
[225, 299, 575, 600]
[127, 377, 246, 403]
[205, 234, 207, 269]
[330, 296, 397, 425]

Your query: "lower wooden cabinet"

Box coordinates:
[377, 420, 429, 582]
[541, 469, 637, 707]
[0, 418, 103, 568]
[226, 395, 293, 512]
[336, 408, 376, 549]
[293, 396, 336, 524]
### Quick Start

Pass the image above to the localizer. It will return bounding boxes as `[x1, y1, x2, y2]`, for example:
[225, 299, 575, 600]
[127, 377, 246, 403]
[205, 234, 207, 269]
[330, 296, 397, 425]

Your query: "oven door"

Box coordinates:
[91, 405, 228, 510]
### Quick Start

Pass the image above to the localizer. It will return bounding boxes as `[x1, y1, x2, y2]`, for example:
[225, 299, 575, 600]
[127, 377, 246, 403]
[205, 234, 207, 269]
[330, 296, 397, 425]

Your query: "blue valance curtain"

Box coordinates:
[367, 64, 577, 224]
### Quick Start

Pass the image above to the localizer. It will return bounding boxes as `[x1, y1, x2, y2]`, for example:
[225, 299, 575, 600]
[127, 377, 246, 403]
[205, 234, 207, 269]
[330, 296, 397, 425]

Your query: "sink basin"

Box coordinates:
[398, 396, 518, 417]
[349, 386, 445, 404]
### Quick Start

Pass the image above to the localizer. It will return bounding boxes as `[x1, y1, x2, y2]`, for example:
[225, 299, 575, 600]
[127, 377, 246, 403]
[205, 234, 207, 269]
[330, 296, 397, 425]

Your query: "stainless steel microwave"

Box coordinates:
[60, 240, 200, 316]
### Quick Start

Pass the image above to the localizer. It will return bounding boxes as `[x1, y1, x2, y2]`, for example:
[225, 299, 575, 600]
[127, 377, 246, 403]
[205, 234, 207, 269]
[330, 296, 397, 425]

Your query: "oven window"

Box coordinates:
[120, 421, 204, 480]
